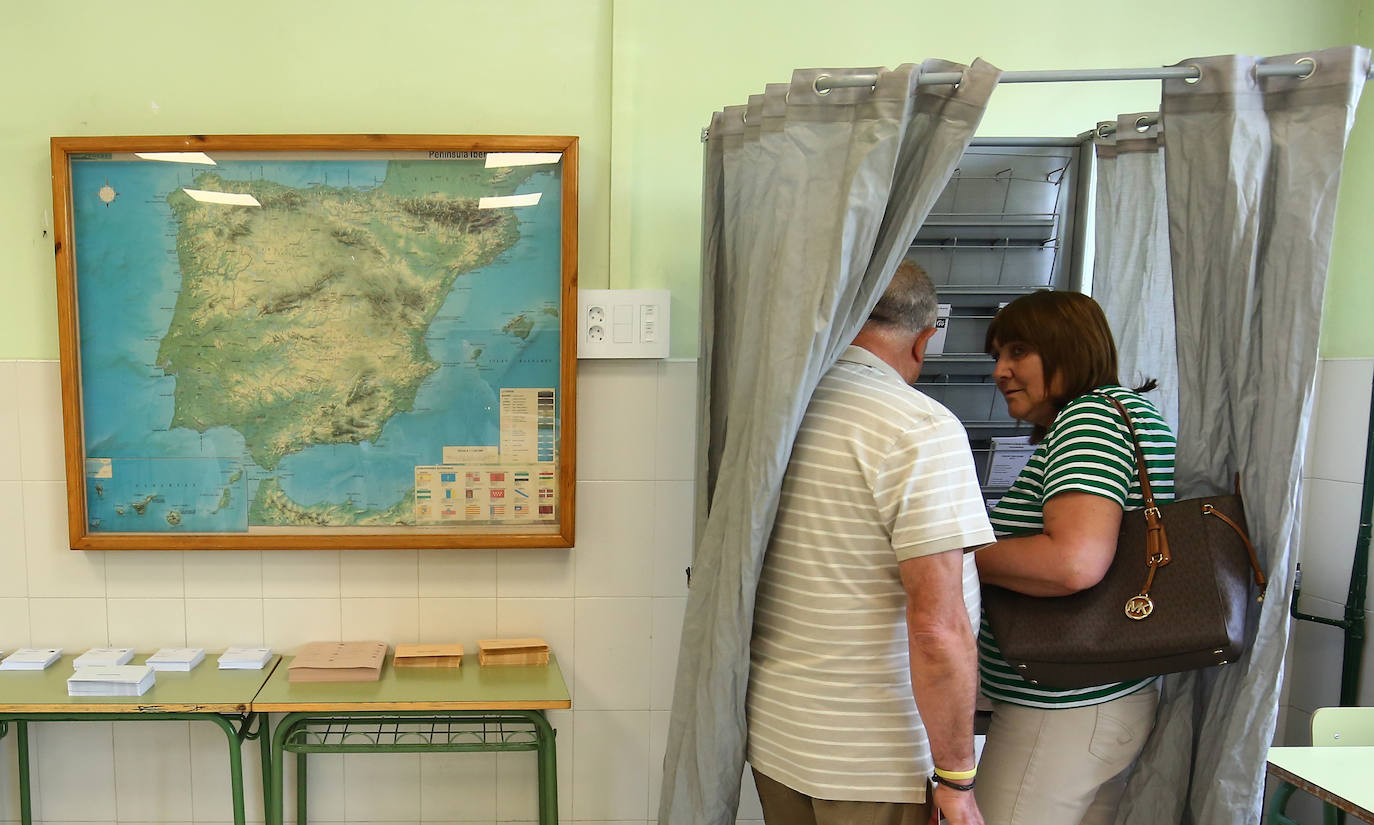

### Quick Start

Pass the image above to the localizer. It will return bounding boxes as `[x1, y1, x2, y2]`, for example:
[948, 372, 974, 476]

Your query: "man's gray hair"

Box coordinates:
[867, 259, 939, 332]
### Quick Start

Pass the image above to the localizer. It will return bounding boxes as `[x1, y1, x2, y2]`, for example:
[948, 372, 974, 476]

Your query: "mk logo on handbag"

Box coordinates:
[1124, 594, 1154, 620]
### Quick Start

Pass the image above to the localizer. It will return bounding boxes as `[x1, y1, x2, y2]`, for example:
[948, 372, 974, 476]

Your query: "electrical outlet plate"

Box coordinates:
[578, 289, 670, 358]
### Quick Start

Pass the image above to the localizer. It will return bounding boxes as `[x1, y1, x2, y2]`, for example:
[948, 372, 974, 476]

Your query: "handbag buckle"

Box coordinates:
[1125, 594, 1154, 620]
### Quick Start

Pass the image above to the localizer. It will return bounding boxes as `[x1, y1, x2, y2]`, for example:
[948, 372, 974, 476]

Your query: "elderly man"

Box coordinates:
[747, 260, 993, 825]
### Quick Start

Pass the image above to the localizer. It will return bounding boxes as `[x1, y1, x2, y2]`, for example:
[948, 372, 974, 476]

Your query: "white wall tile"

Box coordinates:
[578, 361, 658, 481]
[575, 481, 655, 597]
[0, 598, 31, 647]
[0, 362, 24, 481]
[417, 598, 497, 645]
[186, 598, 265, 649]
[107, 599, 186, 648]
[24, 481, 105, 597]
[106, 551, 185, 597]
[32, 721, 116, 820]
[343, 753, 420, 821]
[574, 598, 651, 711]
[262, 553, 341, 598]
[263, 599, 342, 652]
[496, 549, 574, 598]
[15, 360, 65, 483]
[419, 752, 497, 821]
[27, 597, 108, 648]
[417, 550, 497, 597]
[341, 597, 419, 643]
[112, 721, 193, 821]
[1306, 358, 1373, 484]
[655, 360, 698, 481]
[1296, 478, 1368, 610]
[340, 550, 418, 597]
[572, 710, 650, 821]
[496, 708, 572, 823]
[1286, 594, 1347, 713]
[651, 481, 693, 598]
[495, 598, 575, 697]
[184, 551, 263, 598]
[188, 719, 266, 823]
[648, 710, 670, 817]
[651, 598, 685, 710]
[279, 751, 346, 824]
[0, 483, 28, 596]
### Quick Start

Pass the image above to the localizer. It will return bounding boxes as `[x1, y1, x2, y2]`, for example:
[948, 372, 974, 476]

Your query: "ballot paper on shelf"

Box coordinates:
[67, 665, 155, 696]
[985, 435, 1035, 488]
[288, 641, 387, 683]
[477, 638, 550, 667]
[146, 647, 206, 672]
[0, 648, 63, 671]
[72, 648, 135, 669]
[926, 303, 953, 355]
[393, 643, 464, 668]
[218, 648, 273, 670]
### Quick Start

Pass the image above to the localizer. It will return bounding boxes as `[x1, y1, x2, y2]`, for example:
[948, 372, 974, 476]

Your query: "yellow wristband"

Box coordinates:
[933, 767, 977, 781]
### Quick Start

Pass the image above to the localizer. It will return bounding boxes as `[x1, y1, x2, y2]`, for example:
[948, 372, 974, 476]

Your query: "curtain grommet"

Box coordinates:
[1096, 123, 1115, 139]
[813, 74, 833, 96]
[1134, 116, 1153, 133]
[1183, 64, 1202, 85]
[1294, 57, 1317, 80]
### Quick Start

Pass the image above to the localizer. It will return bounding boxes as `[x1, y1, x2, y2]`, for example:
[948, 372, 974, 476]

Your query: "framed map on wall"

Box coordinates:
[50, 134, 578, 550]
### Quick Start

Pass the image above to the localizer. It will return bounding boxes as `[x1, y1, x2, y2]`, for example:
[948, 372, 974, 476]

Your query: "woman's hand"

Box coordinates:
[975, 492, 1122, 596]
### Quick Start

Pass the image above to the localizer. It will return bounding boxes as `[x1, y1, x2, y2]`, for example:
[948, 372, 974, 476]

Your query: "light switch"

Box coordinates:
[578, 289, 671, 358]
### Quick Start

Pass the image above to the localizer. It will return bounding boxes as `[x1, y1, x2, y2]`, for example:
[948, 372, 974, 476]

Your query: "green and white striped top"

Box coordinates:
[978, 386, 1176, 708]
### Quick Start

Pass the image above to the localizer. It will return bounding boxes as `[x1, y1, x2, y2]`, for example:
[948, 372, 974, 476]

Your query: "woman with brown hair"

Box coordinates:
[971, 290, 1176, 825]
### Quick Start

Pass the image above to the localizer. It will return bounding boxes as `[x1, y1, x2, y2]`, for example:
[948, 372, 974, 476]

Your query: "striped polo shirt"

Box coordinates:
[978, 386, 1176, 708]
[747, 345, 994, 803]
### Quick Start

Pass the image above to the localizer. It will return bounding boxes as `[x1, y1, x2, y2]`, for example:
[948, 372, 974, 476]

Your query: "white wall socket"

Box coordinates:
[578, 288, 670, 358]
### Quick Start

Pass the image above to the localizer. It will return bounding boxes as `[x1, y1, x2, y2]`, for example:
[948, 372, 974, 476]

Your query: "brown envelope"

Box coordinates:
[288, 641, 388, 682]
[393, 643, 464, 668]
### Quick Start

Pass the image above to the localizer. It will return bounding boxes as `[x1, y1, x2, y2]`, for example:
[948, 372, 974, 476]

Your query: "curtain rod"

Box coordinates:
[816, 60, 1370, 91]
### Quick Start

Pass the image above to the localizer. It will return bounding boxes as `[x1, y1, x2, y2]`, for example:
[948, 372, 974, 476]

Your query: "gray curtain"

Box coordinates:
[1115, 47, 1369, 825]
[660, 59, 1001, 825]
[1091, 113, 1178, 432]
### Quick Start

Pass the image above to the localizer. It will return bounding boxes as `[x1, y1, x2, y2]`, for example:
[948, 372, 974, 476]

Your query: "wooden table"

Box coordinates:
[1267, 746, 1374, 823]
[254, 654, 571, 825]
[0, 654, 280, 825]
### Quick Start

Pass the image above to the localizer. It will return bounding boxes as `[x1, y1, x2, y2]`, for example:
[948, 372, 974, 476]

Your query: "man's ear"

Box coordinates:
[912, 326, 939, 370]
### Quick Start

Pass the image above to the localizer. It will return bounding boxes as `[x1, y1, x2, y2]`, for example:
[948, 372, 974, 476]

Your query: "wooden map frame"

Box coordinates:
[51, 134, 578, 550]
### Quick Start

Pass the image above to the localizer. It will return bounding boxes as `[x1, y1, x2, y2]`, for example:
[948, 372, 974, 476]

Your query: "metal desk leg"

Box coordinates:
[269, 713, 298, 825]
[16, 721, 31, 825]
[252, 713, 273, 817]
[530, 711, 558, 825]
[202, 714, 248, 825]
[297, 749, 308, 825]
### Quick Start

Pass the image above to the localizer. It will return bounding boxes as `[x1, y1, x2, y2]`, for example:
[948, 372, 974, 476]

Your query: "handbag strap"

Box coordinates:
[1094, 392, 1171, 568]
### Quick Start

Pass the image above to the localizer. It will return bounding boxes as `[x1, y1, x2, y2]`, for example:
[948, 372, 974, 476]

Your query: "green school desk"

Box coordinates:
[0, 653, 280, 825]
[1266, 746, 1374, 823]
[253, 653, 570, 825]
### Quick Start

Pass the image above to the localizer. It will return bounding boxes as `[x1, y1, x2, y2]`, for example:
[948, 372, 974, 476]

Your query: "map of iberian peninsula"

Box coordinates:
[157, 165, 531, 471]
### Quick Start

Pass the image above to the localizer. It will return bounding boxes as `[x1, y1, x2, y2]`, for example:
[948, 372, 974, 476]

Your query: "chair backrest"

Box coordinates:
[1310, 706, 1374, 747]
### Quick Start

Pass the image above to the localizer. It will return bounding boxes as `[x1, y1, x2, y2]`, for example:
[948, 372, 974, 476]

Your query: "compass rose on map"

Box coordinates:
[96, 178, 118, 206]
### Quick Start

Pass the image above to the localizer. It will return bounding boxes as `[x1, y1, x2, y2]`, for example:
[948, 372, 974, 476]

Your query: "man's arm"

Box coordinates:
[899, 548, 983, 825]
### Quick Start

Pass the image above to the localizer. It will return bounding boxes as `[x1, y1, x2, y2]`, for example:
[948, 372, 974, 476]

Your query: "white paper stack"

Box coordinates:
[218, 648, 273, 670]
[926, 303, 953, 355]
[0, 648, 62, 671]
[66, 665, 155, 696]
[146, 647, 206, 672]
[73, 648, 135, 669]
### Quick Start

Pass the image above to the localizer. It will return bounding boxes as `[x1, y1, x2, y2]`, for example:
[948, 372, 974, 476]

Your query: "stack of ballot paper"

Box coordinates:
[0, 648, 62, 670]
[477, 638, 550, 666]
[146, 647, 206, 672]
[393, 643, 464, 668]
[67, 665, 155, 696]
[73, 648, 134, 668]
[288, 641, 387, 683]
[218, 648, 273, 670]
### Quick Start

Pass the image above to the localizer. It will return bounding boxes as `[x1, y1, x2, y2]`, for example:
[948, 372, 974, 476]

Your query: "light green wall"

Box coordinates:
[2, 1, 1369, 359]
[0, 0, 613, 359]
[610, 0, 1372, 357]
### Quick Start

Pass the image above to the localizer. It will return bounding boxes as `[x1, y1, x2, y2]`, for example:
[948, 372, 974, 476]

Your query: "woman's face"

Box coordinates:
[990, 340, 1059, 428]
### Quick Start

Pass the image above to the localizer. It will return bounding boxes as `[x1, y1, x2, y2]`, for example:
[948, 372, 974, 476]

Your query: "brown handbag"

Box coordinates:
[981, 394, 1269, 690]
